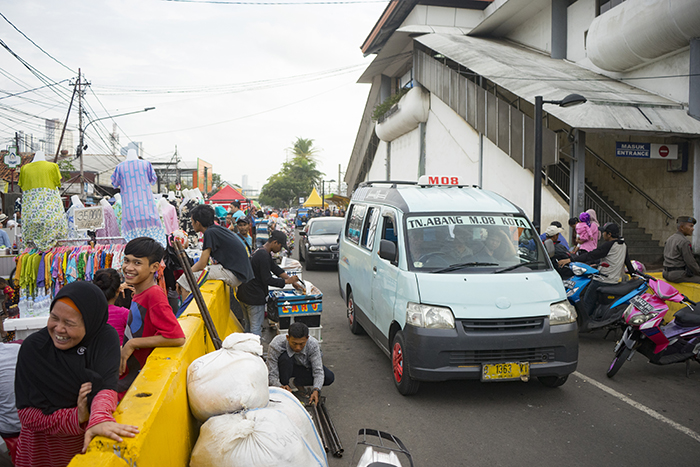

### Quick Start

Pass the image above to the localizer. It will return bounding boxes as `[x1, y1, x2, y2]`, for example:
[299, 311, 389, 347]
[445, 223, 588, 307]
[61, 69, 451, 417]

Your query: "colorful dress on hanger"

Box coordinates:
[18, 161, 68, 251]
[96, 203, 120, 243]
[111, 160, 166, 246]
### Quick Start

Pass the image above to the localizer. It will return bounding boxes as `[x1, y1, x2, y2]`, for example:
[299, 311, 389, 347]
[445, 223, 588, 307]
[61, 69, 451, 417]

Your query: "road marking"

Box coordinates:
[573, 371, 700, 443]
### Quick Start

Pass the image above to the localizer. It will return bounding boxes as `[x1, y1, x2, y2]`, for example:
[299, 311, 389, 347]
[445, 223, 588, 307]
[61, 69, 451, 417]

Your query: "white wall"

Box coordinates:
[567, 0, 595, 62]
[367, 140, 388, 180]
[390, 129, 420, 180]
[424, 96, 480, 185]
[506, 3, 551, 53]
[402, 5, 483, 29]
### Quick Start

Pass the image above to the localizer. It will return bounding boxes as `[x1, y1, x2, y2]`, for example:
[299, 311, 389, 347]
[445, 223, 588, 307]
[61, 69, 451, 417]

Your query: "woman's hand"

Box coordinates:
[118, 282, 135, 297]
[120, 342, 134, 376]
[77, 382, 92, 424]
[82, 421, 139, 453]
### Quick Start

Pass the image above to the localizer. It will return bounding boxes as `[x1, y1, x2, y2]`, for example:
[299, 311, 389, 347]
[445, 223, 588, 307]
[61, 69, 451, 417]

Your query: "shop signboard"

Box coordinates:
[615, 142, 678, 159]
[4, 146, 20, 168]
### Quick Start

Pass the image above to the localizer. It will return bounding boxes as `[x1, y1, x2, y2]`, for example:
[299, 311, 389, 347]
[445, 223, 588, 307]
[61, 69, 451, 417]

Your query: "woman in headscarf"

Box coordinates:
[575, 211, 598, 254]
[14, 281, 139, 467]
[586, 209, 601, 240]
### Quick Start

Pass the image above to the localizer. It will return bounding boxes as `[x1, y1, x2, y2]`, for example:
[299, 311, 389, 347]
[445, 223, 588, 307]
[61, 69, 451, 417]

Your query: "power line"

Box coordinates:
[0, 12, 76, 73]
[164, 0, 388, 4]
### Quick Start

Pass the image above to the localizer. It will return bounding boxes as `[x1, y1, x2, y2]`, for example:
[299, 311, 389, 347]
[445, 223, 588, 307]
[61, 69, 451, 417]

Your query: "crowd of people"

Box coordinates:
[0, 186, 344, 466]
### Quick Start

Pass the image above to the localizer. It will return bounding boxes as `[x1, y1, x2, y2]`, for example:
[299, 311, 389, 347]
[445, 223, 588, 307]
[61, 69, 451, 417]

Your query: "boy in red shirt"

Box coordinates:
[117, 237, 186, 393]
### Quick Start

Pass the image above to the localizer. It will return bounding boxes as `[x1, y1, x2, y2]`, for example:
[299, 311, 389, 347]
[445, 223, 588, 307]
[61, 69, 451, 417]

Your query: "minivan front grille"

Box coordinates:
[447, 348, 556, 365]
[461, 317, 544, 333]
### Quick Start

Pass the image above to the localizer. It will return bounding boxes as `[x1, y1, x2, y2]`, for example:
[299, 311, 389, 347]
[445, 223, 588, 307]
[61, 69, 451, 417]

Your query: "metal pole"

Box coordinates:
[54, 82, 78, 162]
[78, 69, 85, 200]
[173, 241, 222, 350]
[533, 96, 543, 232]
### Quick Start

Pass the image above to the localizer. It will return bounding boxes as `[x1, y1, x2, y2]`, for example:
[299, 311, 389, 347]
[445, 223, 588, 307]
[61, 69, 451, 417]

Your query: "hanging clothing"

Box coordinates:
[160, 201, 179, 234]
[19, 161, 67, 251]
[65, 203, 88, 240]
[111, 160, 166, 246]
[14, 282, 121, 467]
[113, 201, 122, 234]
[96, 202, 120, 242]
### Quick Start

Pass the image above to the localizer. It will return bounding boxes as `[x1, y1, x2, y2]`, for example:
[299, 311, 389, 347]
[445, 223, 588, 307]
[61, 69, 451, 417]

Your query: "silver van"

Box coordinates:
[338, 177, 578, 395]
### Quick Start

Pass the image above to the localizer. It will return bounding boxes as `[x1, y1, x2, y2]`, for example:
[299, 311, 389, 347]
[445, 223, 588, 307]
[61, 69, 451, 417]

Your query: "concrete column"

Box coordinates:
[386, 141, 391, 180]
[380, 75, 392, 105]
[690, 38, 700, 120]
[551, 0, 569, 60]
[569, 129, 586, 220]
[693, 140, 700, 253]
[418, 122, 426, 177]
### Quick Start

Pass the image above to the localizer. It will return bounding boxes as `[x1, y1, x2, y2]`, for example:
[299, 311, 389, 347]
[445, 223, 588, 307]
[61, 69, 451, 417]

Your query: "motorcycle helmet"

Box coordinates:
[630, 260, 645, 274]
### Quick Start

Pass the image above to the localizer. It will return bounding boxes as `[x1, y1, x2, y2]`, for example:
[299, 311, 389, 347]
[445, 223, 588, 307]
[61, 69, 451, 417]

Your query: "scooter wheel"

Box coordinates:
[607, 346, 632, 378]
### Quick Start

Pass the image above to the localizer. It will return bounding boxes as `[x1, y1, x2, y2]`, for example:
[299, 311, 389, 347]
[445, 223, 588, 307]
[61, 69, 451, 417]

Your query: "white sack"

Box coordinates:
[190, 409, 327, 467]
[187, 333, 268, 422]
[268, 387, 326, 464]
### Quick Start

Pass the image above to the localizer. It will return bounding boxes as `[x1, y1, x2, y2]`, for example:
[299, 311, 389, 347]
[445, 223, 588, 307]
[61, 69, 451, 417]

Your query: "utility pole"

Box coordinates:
[78, 69, 85, 199]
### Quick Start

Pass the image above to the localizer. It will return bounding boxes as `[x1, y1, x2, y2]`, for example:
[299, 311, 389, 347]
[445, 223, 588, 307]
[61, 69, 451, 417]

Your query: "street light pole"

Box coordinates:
[533, 94, 586, 232]
[78, 107, 155, 198]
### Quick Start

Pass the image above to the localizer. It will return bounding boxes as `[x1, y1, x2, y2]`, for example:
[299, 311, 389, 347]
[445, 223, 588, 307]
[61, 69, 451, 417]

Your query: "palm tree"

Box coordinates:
[289, 137, 319, 162]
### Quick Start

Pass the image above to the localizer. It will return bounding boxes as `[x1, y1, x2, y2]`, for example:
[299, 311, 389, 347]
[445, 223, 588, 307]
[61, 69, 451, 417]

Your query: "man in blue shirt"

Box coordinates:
[0, 214, 11, 249]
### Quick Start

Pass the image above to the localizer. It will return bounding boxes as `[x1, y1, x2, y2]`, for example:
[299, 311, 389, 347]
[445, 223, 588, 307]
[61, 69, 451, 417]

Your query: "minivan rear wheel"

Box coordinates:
[392, 331, 420, 395]
[347, 291, 364, 335]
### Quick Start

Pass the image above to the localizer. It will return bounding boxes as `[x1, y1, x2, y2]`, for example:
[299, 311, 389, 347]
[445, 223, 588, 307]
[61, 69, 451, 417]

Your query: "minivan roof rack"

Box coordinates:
[359, 180, 418, 188]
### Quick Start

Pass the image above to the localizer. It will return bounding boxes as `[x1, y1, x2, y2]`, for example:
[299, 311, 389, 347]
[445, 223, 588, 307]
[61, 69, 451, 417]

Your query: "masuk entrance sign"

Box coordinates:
[615, 142, 678, 159]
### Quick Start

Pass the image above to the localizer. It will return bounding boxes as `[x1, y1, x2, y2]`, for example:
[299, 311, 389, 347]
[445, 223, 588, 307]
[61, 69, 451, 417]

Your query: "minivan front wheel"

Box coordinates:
[392, 331, 420, 395]
[347, 291, 364, 335]
[538, 375, 568, 388]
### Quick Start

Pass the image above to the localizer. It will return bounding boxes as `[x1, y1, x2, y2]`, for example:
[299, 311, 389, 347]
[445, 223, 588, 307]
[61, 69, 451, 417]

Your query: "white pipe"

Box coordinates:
[587, 0, 700, 72]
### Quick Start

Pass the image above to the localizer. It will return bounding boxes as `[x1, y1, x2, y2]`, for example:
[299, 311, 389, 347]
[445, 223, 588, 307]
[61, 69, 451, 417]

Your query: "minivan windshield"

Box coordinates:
[405, 213, 550, 273]
[308, 219, 344, 236]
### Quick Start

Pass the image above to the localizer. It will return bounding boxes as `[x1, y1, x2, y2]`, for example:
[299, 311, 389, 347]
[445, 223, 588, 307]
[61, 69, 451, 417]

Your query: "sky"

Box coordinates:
[0, 0, 388, 193]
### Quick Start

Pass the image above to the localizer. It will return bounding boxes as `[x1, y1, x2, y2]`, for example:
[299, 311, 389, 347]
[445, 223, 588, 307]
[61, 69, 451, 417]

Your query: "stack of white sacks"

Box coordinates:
[187, 333, 328, 467]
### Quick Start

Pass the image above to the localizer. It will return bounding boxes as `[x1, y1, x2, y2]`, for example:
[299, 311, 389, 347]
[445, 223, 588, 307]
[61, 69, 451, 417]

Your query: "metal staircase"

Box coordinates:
[545, 160, 666, 269]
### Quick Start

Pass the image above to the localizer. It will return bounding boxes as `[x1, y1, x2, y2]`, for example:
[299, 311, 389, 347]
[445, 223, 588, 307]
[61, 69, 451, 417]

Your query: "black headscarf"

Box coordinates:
[15, 281, 120, 415]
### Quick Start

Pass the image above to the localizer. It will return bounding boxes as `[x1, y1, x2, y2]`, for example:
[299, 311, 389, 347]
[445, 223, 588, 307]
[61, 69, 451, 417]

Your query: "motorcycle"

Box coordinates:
[563, 262, 647, 334]
[351, 428, 413, 467]
[607, 275, 700, 378]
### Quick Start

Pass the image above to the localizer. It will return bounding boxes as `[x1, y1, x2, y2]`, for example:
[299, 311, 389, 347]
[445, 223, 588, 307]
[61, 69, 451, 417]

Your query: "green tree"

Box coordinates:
[260, 139, 323, 208]
[288, 137, 319, 162]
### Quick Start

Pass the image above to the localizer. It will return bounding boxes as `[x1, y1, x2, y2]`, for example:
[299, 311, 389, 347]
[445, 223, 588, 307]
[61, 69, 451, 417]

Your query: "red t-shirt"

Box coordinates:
[118, 285, 185, 392]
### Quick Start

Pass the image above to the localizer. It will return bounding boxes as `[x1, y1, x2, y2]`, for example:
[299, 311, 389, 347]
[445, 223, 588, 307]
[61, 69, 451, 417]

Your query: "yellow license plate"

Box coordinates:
[481, 362, 530, 381]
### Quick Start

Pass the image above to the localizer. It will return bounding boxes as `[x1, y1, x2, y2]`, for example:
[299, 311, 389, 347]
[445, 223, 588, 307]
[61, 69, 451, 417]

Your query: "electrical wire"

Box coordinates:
[164, 0, 389, 4]
[0, 12, 76, 74]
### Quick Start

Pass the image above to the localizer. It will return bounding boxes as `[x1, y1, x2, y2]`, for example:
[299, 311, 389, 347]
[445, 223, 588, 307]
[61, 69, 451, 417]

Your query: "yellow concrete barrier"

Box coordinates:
[68, 281, 242, 467]
[649, 272, 700, 322]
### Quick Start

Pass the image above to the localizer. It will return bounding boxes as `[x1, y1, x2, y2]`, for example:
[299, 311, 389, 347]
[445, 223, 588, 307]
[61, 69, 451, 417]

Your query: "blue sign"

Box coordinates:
[616, 142, 650, 158]
[615, 142, 677, 159]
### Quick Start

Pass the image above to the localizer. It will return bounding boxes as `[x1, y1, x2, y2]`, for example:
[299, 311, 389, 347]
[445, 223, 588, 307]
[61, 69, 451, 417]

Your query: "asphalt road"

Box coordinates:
[301, 256, 700, 466]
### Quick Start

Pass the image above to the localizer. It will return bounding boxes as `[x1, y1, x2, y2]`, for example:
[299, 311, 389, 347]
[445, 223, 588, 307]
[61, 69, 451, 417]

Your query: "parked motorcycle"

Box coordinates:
[607, 275, 700, 378]
[564, 262, 647, 333]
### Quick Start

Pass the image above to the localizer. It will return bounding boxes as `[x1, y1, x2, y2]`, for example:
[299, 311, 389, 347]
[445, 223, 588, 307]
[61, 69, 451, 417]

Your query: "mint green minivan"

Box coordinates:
[338, 177, 578, 395]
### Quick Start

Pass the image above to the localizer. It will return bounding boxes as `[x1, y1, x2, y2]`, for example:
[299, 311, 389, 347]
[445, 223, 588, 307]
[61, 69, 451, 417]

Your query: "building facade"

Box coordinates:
[346, 0, 700, 264]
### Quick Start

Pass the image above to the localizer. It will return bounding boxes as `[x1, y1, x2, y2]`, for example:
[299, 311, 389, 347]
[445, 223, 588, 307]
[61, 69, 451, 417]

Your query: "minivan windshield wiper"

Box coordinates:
[433, 262, 499, 273]
[494, 261, 546, 274]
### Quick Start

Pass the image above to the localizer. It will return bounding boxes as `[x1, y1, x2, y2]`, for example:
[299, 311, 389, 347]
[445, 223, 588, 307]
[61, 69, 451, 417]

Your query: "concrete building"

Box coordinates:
[346, 0, 700, 265]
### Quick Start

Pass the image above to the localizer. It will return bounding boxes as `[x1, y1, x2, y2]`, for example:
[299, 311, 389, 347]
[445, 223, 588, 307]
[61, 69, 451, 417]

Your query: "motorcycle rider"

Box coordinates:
[558, 222, 636, 318]
[662, 216, 700, 284]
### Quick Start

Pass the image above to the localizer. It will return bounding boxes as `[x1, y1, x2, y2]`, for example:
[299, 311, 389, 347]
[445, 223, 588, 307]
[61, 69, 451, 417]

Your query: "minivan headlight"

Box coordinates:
[308, 245, 328, 251]
[550, 300, 577, 325]
[406, 302, 455, 329]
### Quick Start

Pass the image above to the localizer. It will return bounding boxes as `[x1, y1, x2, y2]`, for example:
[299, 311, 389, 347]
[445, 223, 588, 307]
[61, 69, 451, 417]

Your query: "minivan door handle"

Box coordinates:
[373, 266, 377, 273]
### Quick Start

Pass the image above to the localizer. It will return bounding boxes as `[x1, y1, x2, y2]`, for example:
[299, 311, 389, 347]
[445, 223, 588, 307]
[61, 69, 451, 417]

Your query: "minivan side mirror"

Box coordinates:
[299, 231, 307, 236]
[378, 239, 397, 263]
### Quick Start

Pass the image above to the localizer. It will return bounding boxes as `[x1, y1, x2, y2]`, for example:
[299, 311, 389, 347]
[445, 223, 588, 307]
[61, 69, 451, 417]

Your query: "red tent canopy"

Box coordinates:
[207, 185, 245, 204]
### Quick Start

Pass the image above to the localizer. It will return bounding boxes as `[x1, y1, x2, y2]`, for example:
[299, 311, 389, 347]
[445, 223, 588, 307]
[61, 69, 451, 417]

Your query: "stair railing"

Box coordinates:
[585, 147, 674, 224]
[545, 162, 628, 235]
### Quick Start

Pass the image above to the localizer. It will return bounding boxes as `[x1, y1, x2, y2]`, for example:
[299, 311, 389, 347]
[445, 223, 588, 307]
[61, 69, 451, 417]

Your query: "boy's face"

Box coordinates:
[192, 219, 204, 233]
[237, 222, 249, 234]
[122, 254, 159, 288]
